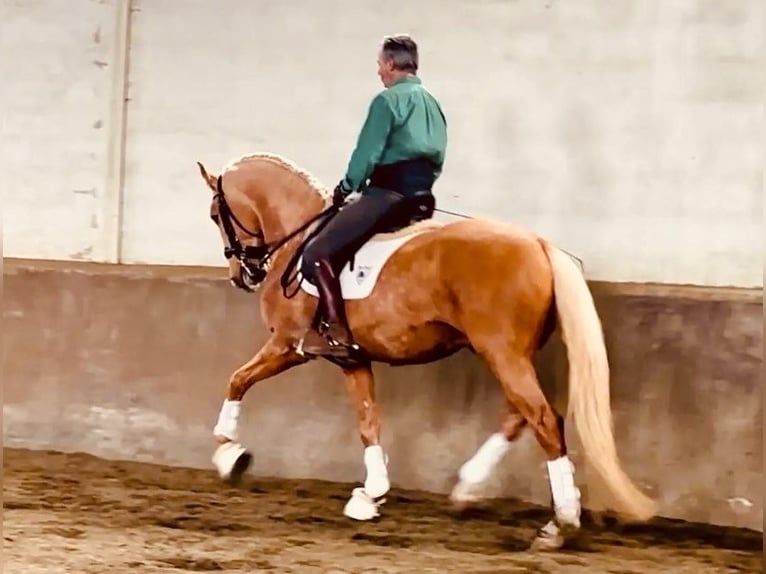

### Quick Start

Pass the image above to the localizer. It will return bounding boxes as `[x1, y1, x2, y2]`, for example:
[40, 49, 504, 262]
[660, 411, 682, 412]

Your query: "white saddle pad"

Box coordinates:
[298, 231, 427, 300]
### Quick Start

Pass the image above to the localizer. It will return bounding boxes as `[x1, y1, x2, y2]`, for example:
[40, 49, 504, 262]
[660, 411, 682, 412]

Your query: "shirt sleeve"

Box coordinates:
[342, 93, 394, 191]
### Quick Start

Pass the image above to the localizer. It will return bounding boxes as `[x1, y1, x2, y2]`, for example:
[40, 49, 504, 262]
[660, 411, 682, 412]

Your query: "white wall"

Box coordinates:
[2, 0, 121, 262]
[4, 0, 762, 287]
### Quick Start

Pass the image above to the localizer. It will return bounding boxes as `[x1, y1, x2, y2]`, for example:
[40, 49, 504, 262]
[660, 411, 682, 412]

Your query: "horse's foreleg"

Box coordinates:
[340, 364, 390, 521]
[211, 337, 306, 483]
[450, 408, 528, 508]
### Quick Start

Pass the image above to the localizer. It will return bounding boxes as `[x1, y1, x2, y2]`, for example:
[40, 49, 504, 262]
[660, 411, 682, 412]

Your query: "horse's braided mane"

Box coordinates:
[223, 152, 332, 203]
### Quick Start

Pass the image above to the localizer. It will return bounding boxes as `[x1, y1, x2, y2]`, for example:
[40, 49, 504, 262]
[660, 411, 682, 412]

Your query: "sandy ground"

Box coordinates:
[3, 447, 762, 573]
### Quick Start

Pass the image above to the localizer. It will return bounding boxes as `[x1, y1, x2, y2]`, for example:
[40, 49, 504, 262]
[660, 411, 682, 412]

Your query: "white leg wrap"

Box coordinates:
[363, 445, 390, 499]
[213, 399, 241, 440]
[458, 432, 511, 485]
[546, 455, 581, 528]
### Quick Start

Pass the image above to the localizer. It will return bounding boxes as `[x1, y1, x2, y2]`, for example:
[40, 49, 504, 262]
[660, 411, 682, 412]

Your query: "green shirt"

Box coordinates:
[342, 75, 448, 192]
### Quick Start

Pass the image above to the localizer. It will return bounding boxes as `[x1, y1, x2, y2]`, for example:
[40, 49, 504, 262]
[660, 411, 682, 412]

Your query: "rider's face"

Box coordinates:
[377, 51, 395, 87]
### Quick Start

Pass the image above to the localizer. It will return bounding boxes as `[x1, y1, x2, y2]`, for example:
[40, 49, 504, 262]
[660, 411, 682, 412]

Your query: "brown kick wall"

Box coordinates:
[3, 259, 762, 532]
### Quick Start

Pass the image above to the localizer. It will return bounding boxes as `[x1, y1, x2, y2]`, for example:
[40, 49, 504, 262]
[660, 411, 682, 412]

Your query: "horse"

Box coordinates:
[194, 151, 656, 551]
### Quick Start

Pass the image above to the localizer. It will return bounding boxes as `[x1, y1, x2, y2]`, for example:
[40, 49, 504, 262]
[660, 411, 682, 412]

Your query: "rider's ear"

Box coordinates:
[196, 161, 217, 192]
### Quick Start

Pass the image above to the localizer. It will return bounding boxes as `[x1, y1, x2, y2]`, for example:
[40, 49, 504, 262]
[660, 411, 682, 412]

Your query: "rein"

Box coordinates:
[433, 207, 585, 272]
[214, 175, 340, 293]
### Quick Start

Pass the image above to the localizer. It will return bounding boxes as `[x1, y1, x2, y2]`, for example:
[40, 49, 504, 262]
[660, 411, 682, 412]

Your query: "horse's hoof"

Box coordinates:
[343, 487, 384, 521]
[530, 520, 566, 552]
[212, 442, 252, 485]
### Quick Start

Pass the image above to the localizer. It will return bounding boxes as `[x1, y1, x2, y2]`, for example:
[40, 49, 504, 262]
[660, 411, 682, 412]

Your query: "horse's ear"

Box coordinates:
[196, 161, 217, 192]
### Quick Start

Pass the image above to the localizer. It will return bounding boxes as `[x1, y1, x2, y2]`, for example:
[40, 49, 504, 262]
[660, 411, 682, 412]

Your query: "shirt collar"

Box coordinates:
[390, 74, 421, 87]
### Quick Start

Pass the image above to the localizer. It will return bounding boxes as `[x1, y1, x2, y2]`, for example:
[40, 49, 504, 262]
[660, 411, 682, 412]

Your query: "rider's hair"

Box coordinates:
[381, 34, 418, 73]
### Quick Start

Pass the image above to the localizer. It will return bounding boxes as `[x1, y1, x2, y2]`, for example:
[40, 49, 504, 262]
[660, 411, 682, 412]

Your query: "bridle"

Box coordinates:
[213, 175, 340, 293]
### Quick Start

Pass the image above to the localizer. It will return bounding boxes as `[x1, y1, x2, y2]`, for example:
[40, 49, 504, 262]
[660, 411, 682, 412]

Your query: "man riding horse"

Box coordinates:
[299, 34, 448, 359]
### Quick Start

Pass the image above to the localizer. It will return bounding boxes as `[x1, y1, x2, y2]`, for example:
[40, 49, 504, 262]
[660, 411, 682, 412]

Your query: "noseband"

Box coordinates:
[213, 177, 270, 288]
[213, 175, 340, 292]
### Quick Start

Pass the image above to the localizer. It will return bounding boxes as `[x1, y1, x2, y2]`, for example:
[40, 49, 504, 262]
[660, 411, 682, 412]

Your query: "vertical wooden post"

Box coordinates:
[101, 0, 133, 263]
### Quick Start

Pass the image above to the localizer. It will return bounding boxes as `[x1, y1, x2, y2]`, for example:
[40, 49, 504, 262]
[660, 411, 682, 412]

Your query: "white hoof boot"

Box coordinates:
[212, 442, 252, 483]
[531, 520, 565, 551]
[343, 487, 385, 521]
[449, 479, 485, 509]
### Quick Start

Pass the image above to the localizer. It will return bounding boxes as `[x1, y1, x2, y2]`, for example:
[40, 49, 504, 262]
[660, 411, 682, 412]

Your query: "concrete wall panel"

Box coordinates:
[2, 1, 761, 286]
[3, 260, 762, 531]
[2, 0, 120, 262]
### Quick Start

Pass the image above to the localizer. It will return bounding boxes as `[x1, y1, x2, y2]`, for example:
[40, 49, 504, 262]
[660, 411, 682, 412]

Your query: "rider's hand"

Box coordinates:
[333, 180, 351, 207]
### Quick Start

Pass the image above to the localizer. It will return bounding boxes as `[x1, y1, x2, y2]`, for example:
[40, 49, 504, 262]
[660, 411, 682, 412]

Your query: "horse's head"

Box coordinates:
[196, 154, 331, 293]
[197, 161, 270, 292]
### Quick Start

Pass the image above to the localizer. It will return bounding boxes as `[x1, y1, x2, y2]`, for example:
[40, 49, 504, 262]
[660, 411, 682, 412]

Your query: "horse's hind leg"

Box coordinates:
[479, 350, 581, 550]
[450, 407, 527, 508]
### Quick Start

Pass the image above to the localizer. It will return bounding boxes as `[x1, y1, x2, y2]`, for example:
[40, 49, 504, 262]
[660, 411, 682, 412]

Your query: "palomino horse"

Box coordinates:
[195, 152, 656, 550]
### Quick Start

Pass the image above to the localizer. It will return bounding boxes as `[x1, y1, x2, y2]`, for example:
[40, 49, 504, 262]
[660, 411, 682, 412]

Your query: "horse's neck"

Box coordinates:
[236, 159, 329, 290]
[249, 181, 327, 286]
[259, 196, 327, 242]
[259, 203, 326, 301]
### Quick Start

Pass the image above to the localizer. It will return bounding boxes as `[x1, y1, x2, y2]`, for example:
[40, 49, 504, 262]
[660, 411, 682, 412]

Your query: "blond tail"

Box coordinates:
[542, 241, 657, 521]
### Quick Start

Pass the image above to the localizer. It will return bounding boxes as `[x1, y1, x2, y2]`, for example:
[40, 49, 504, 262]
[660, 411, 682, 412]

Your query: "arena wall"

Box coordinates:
[4, 259, 762, 532]
[3, 0, 762, 533]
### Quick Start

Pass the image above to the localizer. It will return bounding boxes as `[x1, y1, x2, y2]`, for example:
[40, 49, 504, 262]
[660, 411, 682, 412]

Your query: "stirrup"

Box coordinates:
[319, 320, 359, 350]
[322, 329, 361, 353]
[328, 337, 360, 352]
[298, 326, 359, 356]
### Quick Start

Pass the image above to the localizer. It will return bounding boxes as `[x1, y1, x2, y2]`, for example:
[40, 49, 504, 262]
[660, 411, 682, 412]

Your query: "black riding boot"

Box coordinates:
[301, 259, 360, 357]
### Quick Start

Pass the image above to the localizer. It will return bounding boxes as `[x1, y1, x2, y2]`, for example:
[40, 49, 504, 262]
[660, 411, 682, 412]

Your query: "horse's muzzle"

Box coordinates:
[231, 260, 267, 292]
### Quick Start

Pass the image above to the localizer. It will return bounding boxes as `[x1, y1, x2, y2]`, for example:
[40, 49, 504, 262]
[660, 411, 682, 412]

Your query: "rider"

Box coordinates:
[299, 34, 448, 358]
